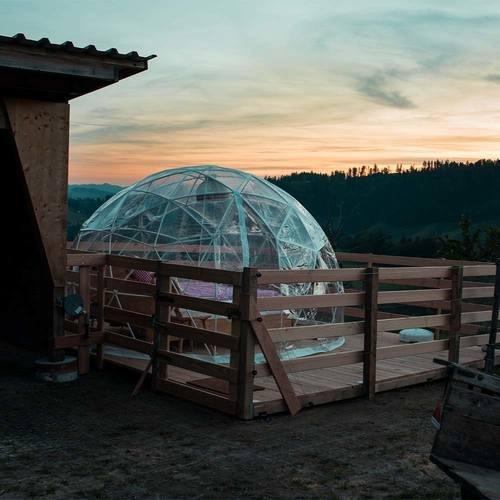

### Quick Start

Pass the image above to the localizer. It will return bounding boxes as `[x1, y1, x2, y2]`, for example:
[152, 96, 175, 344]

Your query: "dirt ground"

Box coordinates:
[0, 345, 459, 499]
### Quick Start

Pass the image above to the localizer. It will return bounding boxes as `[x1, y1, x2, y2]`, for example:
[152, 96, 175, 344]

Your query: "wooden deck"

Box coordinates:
[64, 251, 500, 419]
[252, 346, 498, 415]
[102, 330, 499, 416]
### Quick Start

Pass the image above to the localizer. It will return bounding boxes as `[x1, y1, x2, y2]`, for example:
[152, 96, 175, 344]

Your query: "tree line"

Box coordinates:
[67, 196, 111, 241]
[267, 159, 500, 261]
[67, 159, 500, 261]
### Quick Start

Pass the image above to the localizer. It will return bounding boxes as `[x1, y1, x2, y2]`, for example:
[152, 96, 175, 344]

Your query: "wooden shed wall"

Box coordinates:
[2, 126, 52, 350]
[2, 98, 69, 352]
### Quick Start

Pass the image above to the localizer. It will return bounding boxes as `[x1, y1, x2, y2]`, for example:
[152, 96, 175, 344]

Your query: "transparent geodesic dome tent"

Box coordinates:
[74, 165, 344, 357]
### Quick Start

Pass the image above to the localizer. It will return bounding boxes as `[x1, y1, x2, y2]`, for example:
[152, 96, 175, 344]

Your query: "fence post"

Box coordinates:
[484, 259, 500, 373]
[152, 264, 171, 390]
[231, 267, 257, 419]
[435, 277, 443, 340]
[229, 277, 241, 404]
[448, 266, 463, 363]
[78, 265, 91, 375]
[363, 266, 379, 399]
[95, 264, 105, 369]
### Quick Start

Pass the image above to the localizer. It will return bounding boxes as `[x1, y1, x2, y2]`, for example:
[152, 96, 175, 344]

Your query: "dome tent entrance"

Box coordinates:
[74, 165, 344, 357]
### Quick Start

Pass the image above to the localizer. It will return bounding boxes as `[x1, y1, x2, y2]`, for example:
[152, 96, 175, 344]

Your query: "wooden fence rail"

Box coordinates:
[62, 251, 499, 419]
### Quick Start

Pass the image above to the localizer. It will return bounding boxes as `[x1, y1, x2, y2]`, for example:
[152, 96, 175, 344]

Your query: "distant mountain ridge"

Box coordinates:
[68, 183, 124, 200]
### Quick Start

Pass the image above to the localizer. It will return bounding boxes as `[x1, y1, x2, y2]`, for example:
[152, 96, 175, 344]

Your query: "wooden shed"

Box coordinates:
[1, 33, 155, 359]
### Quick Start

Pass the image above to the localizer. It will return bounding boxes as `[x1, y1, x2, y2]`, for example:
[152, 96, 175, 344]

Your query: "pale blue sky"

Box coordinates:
[3, 0, 500, 183]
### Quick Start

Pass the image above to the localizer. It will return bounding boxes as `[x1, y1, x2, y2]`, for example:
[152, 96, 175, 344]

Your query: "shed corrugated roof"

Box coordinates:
[0, 33, 156, 100]
[0, 33, 156, 62]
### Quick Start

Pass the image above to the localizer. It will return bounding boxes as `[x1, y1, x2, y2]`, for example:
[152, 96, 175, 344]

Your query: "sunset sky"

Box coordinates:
[4, 0, 500, 184]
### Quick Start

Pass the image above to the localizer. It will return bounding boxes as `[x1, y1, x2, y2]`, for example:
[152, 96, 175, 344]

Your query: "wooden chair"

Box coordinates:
[170, 306, 211, 352]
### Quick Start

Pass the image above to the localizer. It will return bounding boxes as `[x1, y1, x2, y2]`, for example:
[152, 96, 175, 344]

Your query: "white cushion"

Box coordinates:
[399, 328, 434, 343]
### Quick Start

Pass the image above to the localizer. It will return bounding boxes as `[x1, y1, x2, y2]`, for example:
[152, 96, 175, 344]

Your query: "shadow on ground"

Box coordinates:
[0, 344, 458, 499]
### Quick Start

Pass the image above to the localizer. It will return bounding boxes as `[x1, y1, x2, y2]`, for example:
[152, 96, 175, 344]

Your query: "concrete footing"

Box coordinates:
[35, 356, 78, 382]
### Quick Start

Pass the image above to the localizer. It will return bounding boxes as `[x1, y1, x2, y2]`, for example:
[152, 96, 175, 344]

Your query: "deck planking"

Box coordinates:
[100, 334, 499, 417]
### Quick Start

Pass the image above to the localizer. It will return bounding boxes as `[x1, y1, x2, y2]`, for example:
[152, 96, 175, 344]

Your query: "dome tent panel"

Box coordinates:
[83, 195, 125, 231]
[241, 176, 287, 202]
[242, 195, 289, 235]
[279, 209, 319, 252]
[76, 164, 343, 290]
[75, 229, 108, 252]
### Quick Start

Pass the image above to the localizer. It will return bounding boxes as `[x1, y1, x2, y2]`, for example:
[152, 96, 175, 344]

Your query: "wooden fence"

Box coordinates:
[61, 251, 499, 419]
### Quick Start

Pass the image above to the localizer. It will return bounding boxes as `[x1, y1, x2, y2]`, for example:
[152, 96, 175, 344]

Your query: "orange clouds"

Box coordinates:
[69, 101, 500, 184]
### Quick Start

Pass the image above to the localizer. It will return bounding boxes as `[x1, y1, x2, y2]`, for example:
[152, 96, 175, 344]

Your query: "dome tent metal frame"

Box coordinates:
[75, 165, 345, 364]
[76, 165, 341, 278]
[74, 165, 344, 342]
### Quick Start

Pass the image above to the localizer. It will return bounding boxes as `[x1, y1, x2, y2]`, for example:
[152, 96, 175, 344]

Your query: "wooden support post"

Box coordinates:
[5, 99, 70, 360]
[229, 279, 242, 403]
[485, 259, 500, 373]
[249, 291, 302, 417]
[233, 268, 257, 420]
[435, 277, 443, 340]
[78, 265, 91, 374]
[250, 317, 302, 416]
[363, 266, 379, 399]
[153, 266, 170, 390]
[95, 265, 105, 370]
[152, 266, 162, 391]
[448, 266, 463, 363]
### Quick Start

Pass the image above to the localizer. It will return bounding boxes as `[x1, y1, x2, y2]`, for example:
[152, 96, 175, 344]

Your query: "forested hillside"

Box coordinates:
[67, 185, 122, 240]
[267, 159, 500, 256]
[68, 183, 122, 199]
[68, 197, 112, 241]
[67, 160, 500, 259]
